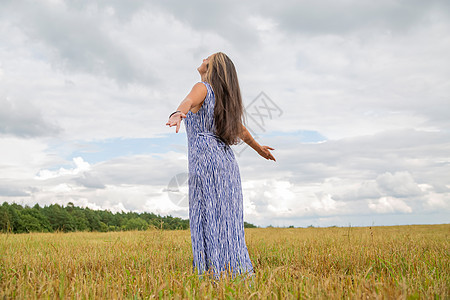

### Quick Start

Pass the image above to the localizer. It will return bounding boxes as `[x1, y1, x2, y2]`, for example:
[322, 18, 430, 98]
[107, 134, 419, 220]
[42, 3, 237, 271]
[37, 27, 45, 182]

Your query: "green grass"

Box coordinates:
[0, 224, 448, 299]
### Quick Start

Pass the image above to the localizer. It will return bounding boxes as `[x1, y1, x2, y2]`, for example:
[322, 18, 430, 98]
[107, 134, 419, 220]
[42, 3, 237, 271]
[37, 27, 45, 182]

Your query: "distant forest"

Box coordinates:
[0, 202, 258, 233]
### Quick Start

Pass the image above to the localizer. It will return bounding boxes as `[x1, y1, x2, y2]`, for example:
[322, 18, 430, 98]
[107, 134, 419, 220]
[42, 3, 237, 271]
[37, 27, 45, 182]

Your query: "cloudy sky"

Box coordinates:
[1, 0, 449, 227]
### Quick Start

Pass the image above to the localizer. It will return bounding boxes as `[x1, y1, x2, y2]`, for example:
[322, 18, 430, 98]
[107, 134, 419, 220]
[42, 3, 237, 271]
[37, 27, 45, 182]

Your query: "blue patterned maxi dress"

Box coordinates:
[184, 81, 254, 280]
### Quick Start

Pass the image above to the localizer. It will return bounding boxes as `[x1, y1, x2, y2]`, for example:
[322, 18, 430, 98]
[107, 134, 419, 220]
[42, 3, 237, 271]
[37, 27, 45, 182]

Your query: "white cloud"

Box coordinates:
[368, 197, 413, 214]
[423, 192, 450, 211]
[0, 96, 60, 138]
[0, 137, 58, 179]
[35, 157, 90, 180]
[376, 171, 423, 198]
[248, 15, 278, 32]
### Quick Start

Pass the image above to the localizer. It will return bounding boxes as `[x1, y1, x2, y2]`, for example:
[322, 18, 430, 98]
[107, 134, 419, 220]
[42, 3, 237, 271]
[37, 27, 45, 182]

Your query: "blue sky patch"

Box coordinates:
[46, 130, 325, 166]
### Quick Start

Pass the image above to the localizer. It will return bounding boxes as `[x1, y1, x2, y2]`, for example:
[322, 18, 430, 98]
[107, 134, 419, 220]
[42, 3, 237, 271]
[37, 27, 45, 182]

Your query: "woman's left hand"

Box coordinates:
[166, 112, 187, 133]
[258, 145, 276, 161]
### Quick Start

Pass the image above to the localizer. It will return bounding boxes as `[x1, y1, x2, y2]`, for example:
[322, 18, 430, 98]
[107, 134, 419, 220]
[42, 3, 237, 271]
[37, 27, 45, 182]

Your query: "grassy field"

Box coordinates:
[0, 224, 448, 299]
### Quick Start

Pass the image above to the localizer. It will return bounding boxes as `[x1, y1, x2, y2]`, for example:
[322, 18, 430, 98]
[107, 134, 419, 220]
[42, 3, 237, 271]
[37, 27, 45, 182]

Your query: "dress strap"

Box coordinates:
[201, 81, 212, 93]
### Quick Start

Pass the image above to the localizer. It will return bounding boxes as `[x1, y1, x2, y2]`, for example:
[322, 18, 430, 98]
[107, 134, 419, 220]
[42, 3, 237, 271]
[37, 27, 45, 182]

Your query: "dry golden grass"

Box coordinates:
[0, 224, 448, 299]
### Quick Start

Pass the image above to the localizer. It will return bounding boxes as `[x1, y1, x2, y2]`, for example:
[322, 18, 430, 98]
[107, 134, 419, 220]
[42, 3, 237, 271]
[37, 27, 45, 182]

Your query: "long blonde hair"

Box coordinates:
[204, 52, 246, 145]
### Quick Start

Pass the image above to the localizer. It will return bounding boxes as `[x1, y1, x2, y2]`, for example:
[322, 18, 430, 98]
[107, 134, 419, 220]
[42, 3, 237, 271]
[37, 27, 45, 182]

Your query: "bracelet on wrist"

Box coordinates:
[169, 110, 181, 118]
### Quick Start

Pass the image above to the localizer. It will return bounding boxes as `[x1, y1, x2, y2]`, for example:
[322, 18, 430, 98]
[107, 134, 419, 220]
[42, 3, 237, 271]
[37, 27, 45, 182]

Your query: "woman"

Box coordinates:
[166, 52, 276, 281]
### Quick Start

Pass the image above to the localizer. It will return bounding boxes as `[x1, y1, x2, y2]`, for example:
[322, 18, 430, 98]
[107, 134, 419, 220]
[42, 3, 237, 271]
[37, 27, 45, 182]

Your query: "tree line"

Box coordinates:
[0, 202, 257, 233]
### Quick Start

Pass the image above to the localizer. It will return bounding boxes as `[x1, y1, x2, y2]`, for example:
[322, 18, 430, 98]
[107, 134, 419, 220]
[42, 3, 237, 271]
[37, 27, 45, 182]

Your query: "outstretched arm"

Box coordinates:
[165, 82, 207, 133]
[239, 124, 276, 161]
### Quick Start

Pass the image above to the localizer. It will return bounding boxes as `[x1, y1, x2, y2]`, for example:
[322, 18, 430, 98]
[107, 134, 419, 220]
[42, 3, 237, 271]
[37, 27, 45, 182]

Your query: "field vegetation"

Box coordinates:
[0, 224, 448, 299]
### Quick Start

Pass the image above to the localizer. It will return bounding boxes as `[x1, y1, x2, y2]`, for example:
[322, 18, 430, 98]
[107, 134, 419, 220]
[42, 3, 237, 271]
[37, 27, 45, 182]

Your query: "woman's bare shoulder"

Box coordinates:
[189, 82, 207, 97]
[193, 81, 208, 91]
[188, 82, 208, 113]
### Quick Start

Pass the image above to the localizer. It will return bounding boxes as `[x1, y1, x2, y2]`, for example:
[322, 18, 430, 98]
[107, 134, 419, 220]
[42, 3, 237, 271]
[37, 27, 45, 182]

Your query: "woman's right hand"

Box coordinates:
[166, 112, 187, 133]
[258, 145, 276, 161]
